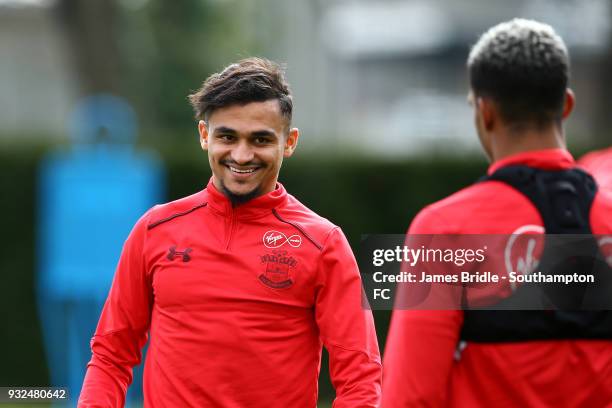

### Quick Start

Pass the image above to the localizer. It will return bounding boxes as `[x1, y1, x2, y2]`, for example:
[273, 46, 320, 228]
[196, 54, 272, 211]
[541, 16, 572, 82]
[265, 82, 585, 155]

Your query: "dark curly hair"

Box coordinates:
[468, 19, 570, 126]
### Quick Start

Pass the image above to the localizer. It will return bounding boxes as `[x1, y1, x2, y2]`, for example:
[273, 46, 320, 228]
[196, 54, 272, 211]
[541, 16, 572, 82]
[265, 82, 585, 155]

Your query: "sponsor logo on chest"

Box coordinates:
[263, 230, 302, 249]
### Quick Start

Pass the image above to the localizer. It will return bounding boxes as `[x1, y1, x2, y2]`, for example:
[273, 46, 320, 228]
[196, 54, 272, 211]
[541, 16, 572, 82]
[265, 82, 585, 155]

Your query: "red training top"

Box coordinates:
[383, 149, 612, 408]
[79, 180, 381, 408]
[579, 146, 612, 191]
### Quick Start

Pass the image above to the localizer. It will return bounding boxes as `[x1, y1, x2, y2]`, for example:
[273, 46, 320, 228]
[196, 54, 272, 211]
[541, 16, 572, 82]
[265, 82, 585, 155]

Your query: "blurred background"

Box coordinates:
[0, 0, 610, 406]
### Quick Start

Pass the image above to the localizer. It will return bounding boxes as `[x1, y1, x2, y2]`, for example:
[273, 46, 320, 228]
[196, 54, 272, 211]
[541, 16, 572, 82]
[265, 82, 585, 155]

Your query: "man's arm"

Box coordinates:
[382, 309, 463, 407]
[78, 212, 154, 408]
[314, 227, 382, 408]
[382, 208, 464, 407]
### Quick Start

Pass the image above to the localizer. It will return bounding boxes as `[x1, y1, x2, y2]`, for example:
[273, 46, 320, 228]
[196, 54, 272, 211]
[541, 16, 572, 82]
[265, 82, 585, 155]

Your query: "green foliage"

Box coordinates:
[0, 146, 49, 386]
[119, 0, 271, 138]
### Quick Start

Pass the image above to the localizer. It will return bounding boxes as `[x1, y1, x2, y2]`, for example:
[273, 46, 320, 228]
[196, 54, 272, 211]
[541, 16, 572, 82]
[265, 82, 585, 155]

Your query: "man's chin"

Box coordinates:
[220, 181, 261, 206]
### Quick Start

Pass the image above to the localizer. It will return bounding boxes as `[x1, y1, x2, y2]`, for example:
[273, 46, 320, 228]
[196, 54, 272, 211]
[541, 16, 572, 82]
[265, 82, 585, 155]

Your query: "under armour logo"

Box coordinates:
[263, 230, 302, 249]
[167, 246, 192, 262]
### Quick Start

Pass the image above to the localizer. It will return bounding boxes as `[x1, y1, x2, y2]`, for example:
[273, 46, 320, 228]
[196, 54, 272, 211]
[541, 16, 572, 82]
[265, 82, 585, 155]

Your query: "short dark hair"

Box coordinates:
[468, 19, 570, 126]
[188, 57, 293, 125]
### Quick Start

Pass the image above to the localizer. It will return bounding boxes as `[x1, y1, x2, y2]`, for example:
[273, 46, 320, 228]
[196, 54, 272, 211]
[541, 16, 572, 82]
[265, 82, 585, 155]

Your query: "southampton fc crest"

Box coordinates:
[259, 250, 298, 289]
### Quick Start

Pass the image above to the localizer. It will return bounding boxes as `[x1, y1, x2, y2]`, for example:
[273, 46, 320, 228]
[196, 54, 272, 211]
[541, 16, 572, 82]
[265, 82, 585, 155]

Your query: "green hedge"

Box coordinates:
[0, 145, 487, 398]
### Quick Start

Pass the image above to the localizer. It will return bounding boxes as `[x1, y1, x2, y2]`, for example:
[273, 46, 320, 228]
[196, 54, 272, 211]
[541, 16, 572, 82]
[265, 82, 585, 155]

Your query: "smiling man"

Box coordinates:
[78, 58, 381, 408]
[199, 98, 296, 203]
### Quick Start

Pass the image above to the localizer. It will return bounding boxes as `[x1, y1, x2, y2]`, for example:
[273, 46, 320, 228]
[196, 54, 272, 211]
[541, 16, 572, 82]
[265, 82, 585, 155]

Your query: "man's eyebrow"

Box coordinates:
[251, 130, 277, 138]
[213, 126, 237, 134]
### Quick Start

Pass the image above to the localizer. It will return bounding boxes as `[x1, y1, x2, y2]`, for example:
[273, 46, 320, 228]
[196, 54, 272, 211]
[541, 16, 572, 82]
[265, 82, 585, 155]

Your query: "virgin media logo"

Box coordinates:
[263, 230, 302, 249]
[504, 225, 545, 290]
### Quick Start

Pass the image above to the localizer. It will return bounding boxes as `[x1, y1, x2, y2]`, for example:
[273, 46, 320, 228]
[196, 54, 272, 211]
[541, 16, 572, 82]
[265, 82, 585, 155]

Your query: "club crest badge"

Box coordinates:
[259, 250, 298, 289]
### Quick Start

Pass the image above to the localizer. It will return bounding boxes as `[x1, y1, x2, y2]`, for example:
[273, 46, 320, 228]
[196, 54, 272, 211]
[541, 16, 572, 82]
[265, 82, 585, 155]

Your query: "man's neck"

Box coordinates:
[490, 124, 566, 162]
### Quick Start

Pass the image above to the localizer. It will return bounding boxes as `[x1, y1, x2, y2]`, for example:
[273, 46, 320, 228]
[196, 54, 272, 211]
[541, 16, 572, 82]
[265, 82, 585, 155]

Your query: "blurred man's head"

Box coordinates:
[189, 58, 298, 204]
[467, 19, 574, 160]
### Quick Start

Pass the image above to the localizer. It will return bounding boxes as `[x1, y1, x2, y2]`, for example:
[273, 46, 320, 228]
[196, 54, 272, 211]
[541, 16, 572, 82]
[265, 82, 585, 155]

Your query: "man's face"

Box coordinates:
[199, 100, 298, 201]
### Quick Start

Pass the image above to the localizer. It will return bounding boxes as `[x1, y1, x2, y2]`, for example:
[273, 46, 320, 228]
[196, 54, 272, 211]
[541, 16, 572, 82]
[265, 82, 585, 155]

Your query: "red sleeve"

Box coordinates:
[78, 212, 154, 408]
[382, 310, 463, 407]
[382, 207, 464, 408]
[314, 227, 382, 408]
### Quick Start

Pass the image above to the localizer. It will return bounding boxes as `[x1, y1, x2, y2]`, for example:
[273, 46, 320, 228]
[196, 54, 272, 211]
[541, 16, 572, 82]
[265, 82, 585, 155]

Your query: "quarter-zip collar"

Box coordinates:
[203, 178, 288, 220]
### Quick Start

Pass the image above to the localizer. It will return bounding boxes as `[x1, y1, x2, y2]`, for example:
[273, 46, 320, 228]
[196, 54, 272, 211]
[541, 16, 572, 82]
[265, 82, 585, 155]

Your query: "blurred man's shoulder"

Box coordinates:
[579, 147, 612, 170]
[409, 179, 542, 234]
[579, 147, 612, 192]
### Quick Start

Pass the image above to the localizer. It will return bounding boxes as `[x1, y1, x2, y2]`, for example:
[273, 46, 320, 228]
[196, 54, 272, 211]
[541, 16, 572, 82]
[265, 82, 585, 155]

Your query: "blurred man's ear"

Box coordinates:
[198, 120, 209, 151]
[562, 89, 575, 120]
[284, 128, 299, 158]
[478, 97, 496, 131]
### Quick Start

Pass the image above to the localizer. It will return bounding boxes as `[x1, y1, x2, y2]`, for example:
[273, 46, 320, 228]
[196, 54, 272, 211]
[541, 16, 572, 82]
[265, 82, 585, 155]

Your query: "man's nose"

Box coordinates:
[231, 140, 254, 164]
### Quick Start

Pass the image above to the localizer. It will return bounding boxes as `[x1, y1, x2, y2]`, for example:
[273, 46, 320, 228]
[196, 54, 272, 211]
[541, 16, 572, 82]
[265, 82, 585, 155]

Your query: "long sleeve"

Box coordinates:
[314, 227, 382, 408]
[382, 207, 464, 408]
[382, 309, 463, 407]
[78, 212, 154, 408]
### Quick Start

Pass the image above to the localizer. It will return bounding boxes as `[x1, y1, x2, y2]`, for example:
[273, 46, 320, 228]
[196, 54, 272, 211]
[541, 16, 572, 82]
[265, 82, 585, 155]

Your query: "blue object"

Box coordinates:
[68, 94, 138, 145]
[37, 95, 164, 406]
[38, 145, 163, 300]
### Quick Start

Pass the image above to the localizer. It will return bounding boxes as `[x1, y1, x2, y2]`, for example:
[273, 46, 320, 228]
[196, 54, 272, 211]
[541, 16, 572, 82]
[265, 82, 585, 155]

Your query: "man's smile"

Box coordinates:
[228, 166, 257, 174]
[221, 161, 264, 180]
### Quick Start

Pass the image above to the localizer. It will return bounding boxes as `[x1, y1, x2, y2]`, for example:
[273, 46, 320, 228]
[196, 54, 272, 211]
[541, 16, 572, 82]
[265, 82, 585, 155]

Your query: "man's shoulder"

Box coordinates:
[274, 193, 340, 251]
[144, 190, 207, 230]
[417, 180, 511, 218]
[579, 147, 612, 170]
[410, 184, 480, 234]
[591, 188, 612, 234]
[579, 148, 612, 191]
[410, 180, 540, 234]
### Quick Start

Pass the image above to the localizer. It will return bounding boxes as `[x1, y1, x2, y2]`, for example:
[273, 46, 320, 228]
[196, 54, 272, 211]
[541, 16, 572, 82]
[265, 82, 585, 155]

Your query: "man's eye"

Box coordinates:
[255, 137, 269, 144]
[219, 134, 234, 141]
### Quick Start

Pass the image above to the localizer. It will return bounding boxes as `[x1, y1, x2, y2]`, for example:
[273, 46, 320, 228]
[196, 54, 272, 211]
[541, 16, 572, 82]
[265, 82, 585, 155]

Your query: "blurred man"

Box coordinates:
[79, 58, 381, 407]
[580, 147, 612, 191]
[383, 19, 612, 407]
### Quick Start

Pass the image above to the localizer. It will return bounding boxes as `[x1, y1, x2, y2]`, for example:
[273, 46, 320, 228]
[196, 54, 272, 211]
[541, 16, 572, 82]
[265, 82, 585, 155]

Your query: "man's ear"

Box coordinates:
[562, 88, 575, 120]
[477, 97, 496, 131]
[198, 120, 209, 151]
[284, 128, 299, 158]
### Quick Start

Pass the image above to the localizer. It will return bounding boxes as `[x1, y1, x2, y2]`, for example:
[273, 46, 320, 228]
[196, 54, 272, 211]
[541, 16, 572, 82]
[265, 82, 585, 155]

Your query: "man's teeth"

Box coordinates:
[229, 166, 256, 174]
